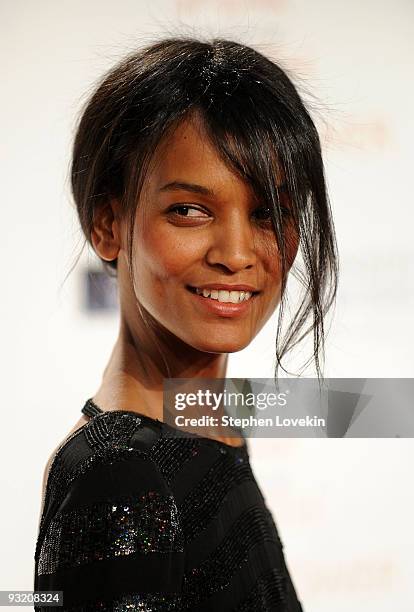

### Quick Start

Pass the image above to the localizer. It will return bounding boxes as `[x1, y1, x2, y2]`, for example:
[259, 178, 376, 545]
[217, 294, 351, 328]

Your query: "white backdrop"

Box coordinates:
[1, 1, 413, 610]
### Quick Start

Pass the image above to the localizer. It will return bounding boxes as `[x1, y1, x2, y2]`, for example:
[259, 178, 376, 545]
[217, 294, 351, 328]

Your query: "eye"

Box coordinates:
[253, 206, 291, 222]
[253, 206, 272, 221]
[168, 205, 209, 218]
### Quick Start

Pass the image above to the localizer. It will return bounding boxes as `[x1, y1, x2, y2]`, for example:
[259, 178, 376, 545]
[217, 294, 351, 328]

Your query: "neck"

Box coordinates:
[92, 314, 229, 421]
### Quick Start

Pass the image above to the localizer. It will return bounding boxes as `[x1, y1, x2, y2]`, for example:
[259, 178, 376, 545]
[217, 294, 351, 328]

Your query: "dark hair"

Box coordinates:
[70, 36, 339, 382]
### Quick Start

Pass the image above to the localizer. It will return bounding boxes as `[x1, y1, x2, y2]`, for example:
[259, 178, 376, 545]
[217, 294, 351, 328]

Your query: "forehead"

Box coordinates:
[146, 114, 242, 192]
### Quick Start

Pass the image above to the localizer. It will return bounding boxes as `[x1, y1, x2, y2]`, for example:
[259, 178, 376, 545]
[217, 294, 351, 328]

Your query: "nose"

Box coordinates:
[205, 212, 257, 273]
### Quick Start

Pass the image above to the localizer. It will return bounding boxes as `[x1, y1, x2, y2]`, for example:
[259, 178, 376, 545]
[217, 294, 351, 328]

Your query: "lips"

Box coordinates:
[187, 284, 260, 293]
[186, 285, 259, 318]
[187, 286, 260, 295]
[187, 286, 255, 304]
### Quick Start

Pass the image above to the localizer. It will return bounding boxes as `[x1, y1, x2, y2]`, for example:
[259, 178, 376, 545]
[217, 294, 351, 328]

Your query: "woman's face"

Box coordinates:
[122, 114, 299, 354]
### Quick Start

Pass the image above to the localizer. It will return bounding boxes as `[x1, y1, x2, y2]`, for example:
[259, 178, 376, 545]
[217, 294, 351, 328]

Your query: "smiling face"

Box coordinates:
[118, 112, 299, 354]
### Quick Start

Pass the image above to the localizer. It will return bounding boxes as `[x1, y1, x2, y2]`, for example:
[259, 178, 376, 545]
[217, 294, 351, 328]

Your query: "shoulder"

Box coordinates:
[55, 410, 162, 465]
[39, 411, 172, 526]
[41, 416, 89, 492]
[35, 412, 185, 606]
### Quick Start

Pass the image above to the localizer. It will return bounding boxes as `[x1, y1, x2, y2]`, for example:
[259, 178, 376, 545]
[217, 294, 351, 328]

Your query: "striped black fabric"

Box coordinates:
[34, 401, 304, 611]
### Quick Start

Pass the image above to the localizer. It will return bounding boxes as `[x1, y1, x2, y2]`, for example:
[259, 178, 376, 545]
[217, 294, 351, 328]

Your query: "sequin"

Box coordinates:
[35, 412, 147, 566]
[34, 405, 304, 611]
[53, 591, 183, 611]
[38, 491, 183, 575]
[181, 506, 280, 605]
[150, 437, 202, 486]
[234, 568, 287, 611]
[84, 411, 143, 454]
[178, 451, 255, 543]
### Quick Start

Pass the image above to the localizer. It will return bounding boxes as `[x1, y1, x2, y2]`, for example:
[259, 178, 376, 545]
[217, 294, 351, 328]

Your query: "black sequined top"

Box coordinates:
[34, 399, 304, 611]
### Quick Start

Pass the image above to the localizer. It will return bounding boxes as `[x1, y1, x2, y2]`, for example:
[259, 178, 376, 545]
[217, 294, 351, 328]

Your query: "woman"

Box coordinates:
[34, 37, 338, 610]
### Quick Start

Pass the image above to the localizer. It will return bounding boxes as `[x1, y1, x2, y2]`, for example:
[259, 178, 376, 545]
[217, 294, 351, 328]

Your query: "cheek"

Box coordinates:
[132, 224, 201, 297]
[261, 227, 299, 294]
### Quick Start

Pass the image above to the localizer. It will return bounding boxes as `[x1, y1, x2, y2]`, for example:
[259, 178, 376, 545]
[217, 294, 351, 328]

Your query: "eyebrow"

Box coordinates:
[158, 181, 215, 196]
[158, 180, 288, 196]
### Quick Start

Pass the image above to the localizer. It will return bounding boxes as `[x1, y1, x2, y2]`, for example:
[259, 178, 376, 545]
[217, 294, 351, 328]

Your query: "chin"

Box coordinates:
[191, 337, 252, 354]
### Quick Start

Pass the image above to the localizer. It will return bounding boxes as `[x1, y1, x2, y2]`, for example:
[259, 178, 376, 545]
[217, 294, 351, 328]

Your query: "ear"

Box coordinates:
[90, 199, 123, 262]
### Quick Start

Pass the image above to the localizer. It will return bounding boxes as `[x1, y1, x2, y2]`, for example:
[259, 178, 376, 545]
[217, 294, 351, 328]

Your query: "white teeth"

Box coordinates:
[218, 290, 230, 302]
[194, 287, 254, 303]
